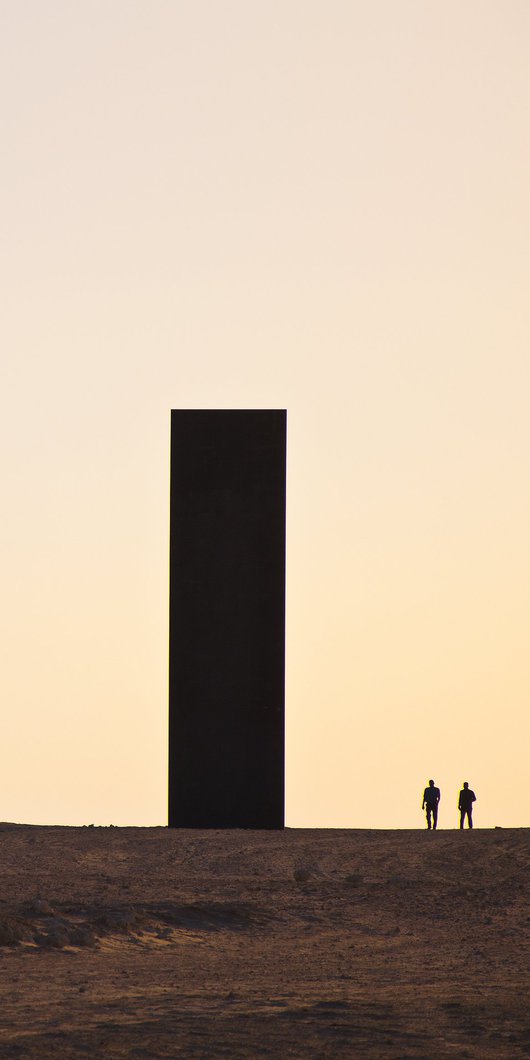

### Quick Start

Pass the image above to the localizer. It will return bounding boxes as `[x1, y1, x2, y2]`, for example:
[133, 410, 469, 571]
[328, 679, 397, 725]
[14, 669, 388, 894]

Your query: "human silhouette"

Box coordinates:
[422, 779, 441, 829]
[458, 782, 476, 828]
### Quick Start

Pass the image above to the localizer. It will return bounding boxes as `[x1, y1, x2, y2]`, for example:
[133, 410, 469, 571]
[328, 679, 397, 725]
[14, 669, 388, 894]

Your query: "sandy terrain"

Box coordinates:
[0, 824, 528, 1058]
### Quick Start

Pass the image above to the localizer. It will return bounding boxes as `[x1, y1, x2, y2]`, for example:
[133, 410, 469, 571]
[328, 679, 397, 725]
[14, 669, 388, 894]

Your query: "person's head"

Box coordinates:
[429, 779, 434, 786]
[463, 781, 468, 788]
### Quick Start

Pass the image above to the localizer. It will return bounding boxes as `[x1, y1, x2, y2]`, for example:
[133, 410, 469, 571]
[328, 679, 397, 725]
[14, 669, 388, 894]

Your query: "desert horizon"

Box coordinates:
[1, 823, 529, 1057]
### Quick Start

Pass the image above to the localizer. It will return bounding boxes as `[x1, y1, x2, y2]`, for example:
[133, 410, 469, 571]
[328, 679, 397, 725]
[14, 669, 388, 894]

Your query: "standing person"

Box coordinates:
[422, 779, 441, 829]
[458, 782, 476, 829]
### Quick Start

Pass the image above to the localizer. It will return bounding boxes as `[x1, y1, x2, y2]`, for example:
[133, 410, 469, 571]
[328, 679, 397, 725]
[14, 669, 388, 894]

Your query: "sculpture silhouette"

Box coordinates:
[168, 410, 286, 829]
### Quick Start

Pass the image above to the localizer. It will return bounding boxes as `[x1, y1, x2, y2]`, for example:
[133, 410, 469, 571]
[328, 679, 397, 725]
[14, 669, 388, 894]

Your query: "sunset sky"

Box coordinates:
[2, 1, 529, 829]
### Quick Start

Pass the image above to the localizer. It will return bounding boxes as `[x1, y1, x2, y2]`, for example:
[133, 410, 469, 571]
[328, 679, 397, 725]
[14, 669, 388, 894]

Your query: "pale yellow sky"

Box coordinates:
[1, 2, 529, 828]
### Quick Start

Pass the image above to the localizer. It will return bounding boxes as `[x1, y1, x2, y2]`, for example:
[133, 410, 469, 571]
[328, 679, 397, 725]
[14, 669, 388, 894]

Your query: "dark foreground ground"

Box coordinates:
[0, 825, 528, 1058]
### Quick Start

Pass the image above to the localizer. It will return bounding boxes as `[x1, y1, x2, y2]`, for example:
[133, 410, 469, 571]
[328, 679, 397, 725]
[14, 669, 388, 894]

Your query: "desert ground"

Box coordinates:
[0, 824, 528, 1058]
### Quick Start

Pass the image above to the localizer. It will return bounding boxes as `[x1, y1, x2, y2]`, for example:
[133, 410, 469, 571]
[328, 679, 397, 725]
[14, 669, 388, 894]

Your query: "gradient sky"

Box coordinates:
[2, 1, 529, 828]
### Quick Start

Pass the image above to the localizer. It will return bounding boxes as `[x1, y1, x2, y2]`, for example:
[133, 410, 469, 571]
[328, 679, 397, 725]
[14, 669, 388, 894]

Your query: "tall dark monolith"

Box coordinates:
[169, 410, 286, 828]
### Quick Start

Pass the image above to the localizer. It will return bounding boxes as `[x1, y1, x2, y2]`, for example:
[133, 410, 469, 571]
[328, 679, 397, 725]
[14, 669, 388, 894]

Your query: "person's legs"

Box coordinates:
[426, 807, 432, 829]
[432, 804, 438, 829]
[460, 810, 465, 829]
[467, 810, 473, 829]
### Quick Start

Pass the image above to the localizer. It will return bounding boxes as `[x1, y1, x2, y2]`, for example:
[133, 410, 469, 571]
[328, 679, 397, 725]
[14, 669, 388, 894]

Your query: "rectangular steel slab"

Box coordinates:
[169, 410, 286, 828]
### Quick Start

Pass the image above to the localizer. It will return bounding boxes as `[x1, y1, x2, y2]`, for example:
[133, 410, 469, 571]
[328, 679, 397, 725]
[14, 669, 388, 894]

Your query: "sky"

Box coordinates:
[1, 1, 529, 829]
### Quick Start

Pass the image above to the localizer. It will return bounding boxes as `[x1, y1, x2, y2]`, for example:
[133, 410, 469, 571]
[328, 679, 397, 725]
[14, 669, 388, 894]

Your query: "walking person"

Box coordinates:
[422, 779, 441, 829]
[458, 782, 476, 828]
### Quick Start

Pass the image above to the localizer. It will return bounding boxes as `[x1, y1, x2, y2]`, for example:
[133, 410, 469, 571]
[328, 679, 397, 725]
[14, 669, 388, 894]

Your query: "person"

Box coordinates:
[422, 779, 441, 829]
[458, 782, 476, 829]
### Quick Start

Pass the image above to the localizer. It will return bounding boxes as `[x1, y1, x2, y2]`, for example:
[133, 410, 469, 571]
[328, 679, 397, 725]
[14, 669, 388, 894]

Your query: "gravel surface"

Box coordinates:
[0, 824, 529, 1057]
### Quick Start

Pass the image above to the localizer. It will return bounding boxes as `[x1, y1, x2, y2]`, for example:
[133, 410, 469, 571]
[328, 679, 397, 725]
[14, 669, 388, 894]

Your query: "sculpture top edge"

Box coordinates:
[170, 409, 286, 414]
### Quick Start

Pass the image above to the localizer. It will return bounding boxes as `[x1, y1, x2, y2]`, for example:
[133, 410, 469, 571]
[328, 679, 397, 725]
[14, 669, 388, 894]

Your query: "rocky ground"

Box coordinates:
[0, 824, 528, 1058]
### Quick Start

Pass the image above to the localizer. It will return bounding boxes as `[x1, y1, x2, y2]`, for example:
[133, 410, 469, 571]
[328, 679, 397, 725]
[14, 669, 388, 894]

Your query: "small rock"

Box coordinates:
[30, 898, 54, 916]
[70, 927, 96, 947]
[97, 909, 137, 932]
[37, 927, 71, 949]
[0, 920, 20, 946]
[344, 874, 364, 887]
